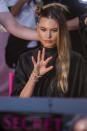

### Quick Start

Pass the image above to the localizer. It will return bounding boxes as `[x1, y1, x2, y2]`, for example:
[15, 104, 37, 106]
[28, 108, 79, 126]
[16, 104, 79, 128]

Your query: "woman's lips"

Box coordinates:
[45, 40, 52, 43]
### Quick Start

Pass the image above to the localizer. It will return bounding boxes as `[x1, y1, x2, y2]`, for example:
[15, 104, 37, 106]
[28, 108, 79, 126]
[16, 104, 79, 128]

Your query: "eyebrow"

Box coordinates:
[40, 26, 58, 29]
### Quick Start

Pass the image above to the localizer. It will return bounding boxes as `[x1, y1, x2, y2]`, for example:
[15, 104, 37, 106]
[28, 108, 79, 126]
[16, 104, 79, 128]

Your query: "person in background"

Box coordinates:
[11, 3, 87, 98]
[0, 0, 39, 40]
[0, 0, 39, 96]
[5, 0, 39, 68]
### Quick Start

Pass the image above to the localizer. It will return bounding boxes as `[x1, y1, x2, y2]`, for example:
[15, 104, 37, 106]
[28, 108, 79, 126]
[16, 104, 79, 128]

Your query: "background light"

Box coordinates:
[79, 0, 87, 3]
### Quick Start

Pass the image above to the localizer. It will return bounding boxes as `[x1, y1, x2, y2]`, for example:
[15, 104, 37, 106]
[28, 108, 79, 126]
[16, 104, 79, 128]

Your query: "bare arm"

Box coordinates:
[66, 17, 79, 31]
[20, 48, 53, 98]
[20, 71, 39, 97]
[0, 12, 39, 40]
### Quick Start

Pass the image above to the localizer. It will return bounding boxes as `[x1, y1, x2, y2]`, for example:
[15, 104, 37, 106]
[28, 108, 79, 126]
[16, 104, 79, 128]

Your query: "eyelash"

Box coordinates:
[40, 29, 46, 31]
[40, 29, 58, 32]
[52, 29, 58, 32]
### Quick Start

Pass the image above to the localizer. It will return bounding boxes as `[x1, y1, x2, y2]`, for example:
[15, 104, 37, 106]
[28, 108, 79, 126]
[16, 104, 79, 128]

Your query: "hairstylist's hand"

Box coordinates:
[32, 48, 53, 77]
[21, 0, 32, 3]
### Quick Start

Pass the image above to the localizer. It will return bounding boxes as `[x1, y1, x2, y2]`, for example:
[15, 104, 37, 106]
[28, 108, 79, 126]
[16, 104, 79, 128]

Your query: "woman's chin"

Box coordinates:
[42, 44, 56, 48]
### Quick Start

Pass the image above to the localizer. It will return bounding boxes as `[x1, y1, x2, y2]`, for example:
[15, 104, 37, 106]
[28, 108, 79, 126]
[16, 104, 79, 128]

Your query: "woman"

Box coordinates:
[11, 3, 87, 97]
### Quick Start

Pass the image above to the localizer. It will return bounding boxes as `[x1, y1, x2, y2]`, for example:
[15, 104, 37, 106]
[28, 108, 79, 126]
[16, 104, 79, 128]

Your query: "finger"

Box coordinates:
[37, 50, 41, 62]
[32, 56, 36, 65]
[45, 56, 53, 65]
[46, 66, 54, 72]
[41, 48, 45, 60]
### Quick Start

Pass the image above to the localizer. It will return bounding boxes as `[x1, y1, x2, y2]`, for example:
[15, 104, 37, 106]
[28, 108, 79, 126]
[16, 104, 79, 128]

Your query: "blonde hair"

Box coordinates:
[35, 3, 71, 94]
[35, 2, 69, 16]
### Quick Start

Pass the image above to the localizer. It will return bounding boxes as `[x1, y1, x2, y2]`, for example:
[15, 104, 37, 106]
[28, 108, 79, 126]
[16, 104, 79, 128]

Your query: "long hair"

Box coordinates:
[35, 3, 71, 93]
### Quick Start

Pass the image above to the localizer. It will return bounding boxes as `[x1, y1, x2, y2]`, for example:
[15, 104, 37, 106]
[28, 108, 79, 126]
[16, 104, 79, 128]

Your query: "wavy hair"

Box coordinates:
[35, 3, 71, 93]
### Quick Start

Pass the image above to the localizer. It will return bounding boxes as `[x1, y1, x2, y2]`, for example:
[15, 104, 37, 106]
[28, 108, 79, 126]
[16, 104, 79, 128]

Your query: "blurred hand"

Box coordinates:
[32, 48, 53, 77]
[21, 0, 32, 3]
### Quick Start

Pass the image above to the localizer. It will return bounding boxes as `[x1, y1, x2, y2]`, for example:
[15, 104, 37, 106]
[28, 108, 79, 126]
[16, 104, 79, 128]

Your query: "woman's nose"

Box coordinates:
[47, 31, 51, 38]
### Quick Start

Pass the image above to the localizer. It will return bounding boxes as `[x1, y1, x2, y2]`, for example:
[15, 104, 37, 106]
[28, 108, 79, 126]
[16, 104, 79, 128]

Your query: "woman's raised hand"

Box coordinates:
[32, 48, 53, 77]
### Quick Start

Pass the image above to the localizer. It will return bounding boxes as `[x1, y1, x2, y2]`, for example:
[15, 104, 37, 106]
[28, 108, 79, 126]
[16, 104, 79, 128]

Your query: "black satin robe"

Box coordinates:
[11, 46, 87, 97]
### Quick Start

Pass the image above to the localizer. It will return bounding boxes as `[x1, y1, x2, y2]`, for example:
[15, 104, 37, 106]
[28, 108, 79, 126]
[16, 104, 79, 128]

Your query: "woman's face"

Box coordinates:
[37, 17, 59, 48]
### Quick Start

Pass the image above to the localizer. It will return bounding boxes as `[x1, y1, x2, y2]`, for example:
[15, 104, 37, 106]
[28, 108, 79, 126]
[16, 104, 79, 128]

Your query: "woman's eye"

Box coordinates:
[40, 28, 46, 32]
[52, 29, 58, 32]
